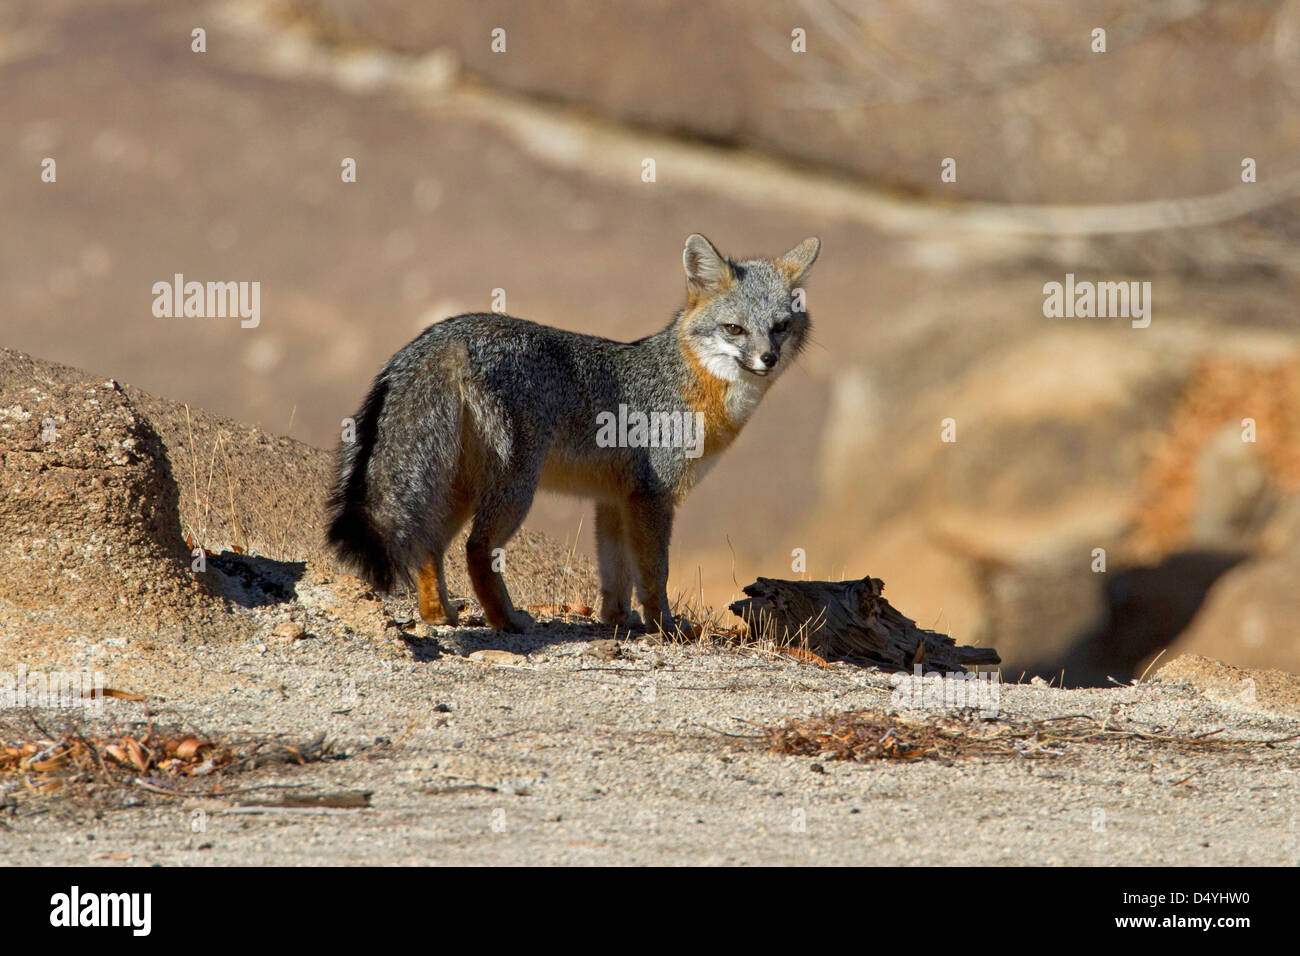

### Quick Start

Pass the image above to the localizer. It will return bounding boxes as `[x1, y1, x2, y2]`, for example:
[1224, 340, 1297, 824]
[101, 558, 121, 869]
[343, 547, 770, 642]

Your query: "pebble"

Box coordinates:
[468, 649, 526, 665]
[272, 621, 308, 642]
[584, 639, 620, 662]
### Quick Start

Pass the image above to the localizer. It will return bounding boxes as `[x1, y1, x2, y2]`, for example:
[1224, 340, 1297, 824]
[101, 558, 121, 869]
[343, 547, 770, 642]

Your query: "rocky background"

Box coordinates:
[3, 0, 1299, 682]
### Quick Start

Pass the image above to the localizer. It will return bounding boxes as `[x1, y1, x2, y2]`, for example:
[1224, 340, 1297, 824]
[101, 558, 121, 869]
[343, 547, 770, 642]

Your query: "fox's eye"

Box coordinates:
[772, 320, 790, 335]
[722, 323, 746, 336]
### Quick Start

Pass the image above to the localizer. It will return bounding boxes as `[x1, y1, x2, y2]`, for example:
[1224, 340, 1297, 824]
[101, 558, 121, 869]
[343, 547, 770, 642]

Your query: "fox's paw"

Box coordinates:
[489, 608, 535, 633]
[600, 606, 643, 630]
[419, 602, 460, 627]
[672, 619, 703, 641]
[643, 612, 678, 637]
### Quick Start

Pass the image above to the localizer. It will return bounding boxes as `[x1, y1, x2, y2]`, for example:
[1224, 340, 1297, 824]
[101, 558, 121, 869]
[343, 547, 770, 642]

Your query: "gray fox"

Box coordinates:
[326, 233, 819, 633]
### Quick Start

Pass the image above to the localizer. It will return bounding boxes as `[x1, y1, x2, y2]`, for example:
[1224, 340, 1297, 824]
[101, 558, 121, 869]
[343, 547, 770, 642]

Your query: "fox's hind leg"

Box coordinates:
[416, 554, 457, 626]
[466, 482, 537, 633]
[414, 491, 472, 626]
[596, 502, 639, 628]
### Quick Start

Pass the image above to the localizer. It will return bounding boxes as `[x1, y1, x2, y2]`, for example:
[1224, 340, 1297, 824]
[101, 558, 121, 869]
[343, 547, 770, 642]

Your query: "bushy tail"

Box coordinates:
[325, 374, 398, 592]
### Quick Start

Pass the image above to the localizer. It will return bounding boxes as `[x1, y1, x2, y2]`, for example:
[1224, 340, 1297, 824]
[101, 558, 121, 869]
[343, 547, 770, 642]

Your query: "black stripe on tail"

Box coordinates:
[325, 375, 397, 592]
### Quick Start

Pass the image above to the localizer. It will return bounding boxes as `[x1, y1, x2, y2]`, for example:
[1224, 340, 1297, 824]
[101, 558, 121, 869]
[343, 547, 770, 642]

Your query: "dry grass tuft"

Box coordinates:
[765, 711, 1300, 764]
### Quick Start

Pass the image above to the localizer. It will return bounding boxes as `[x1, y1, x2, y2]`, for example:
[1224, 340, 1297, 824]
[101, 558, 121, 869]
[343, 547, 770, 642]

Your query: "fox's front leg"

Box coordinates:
[623, 493, 675, 634]
[596, 502, 640, 628]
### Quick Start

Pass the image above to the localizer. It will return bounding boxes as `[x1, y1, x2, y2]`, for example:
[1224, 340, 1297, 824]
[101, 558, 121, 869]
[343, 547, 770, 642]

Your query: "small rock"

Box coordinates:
[810, 763, 826, 775]
[584, 639, 620, 662]
[272, 621, 307, 642]
[468, 649, 526, 665]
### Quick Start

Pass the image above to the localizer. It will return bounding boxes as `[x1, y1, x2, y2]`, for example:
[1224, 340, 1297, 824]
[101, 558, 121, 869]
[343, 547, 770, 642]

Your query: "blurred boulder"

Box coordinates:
[294, 0, 1300, 203]
[810, 298, 1300, 682]
[1160, 500, 1300, 674]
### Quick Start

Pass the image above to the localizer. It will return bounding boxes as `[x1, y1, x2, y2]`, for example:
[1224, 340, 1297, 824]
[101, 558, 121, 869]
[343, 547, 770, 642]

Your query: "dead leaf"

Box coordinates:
[104, 688, 146, 701]
[175, 736, 205, 760]
[29, 755, 69, 773]
[125, 738, 150, 773]
[782, 647, 832, 668]
[80, 687, 146, 702]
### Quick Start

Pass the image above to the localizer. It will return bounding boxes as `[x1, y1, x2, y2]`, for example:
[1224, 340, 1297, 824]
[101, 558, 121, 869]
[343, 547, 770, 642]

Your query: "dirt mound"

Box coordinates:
[0, 351, 199, 627]
[1156, 654, 1300, 718]
[0, 348, 599, 641]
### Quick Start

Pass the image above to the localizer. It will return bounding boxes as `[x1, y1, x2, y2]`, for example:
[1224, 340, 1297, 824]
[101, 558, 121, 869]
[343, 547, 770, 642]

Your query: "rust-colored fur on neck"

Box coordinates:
[674, 309, 746, 498]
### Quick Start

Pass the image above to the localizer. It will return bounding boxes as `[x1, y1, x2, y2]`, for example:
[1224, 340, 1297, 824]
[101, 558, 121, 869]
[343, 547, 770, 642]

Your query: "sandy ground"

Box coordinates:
[3, 600, 1298, 865]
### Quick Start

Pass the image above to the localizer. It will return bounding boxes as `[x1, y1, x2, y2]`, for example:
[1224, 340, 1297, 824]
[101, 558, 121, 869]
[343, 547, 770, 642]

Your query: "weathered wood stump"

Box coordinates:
[728, 575, 1000, 672]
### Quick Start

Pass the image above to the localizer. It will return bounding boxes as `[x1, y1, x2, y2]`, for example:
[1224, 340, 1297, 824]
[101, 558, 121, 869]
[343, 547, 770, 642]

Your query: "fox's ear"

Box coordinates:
[683, 234, 733, 299]
[777, 237, 820, 284]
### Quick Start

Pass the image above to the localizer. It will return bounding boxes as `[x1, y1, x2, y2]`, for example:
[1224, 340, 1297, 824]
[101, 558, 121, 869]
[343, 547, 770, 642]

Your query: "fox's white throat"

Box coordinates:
[696, 346, 770, 424]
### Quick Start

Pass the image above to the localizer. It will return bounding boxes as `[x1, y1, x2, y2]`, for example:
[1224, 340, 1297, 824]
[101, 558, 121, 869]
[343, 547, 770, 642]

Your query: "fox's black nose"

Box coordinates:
[760, 352, 778, 368]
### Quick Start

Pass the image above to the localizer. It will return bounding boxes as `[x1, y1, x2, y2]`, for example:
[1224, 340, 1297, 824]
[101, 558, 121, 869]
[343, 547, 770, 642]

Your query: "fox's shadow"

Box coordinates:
[401, 617, 641, 662]
[202, 549, 635, 660]
[206, 550, 306, 607]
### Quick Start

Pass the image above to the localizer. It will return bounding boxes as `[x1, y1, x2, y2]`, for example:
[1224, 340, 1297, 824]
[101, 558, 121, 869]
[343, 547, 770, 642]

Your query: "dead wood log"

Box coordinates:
[728, 575, 999, 672]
